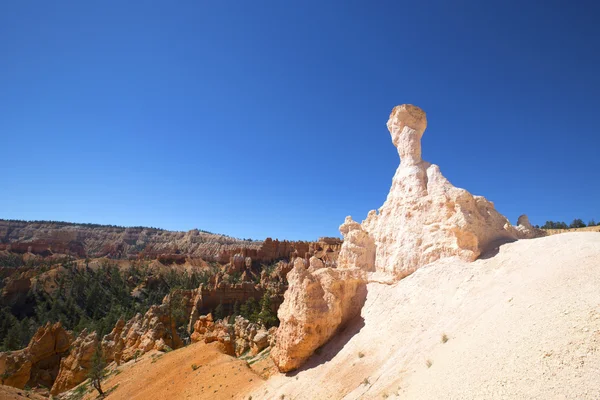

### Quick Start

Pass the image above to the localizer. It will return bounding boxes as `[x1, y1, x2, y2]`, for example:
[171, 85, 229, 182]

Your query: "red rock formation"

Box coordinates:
[0, 220, 260, 260]
[0, 322, 71, 389]
[50, 330, 97, 395]
[0, 221, 342, 267]
[191, 315, 274, 357]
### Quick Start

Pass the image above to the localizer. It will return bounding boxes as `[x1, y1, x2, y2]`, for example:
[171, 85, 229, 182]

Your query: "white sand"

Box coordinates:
[251, 233, 600, 399]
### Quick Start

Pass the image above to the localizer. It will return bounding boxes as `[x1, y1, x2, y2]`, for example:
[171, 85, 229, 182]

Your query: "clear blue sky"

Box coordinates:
[1, 1, 599, 240]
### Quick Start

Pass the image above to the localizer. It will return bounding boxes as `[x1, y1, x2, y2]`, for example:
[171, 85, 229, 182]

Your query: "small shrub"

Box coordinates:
[362, 377, 370, 385]
[441, 333, 449, 343]
[70, 384, 88, 400]
[425, 359, 432, 368]
[192, 364, 199, 371]
[163, 345, 173, 353]
[358, 351, 365, 358]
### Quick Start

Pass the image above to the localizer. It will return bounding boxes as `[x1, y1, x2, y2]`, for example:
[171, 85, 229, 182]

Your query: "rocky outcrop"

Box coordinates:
[0, 221, 342, 266]
[0, 270, 35, 308]
[117, 293, 193, 362]
[50, 330, 97, 395]
[337, 217, 376, 271]
[271, 257, 367, 372]
[101, 319, 126, 364]
[360, 104, 545, 278]
[0, 349, 31, 388]
[272, 104, 546, 372]
[0, 221, 261, 260]
[516, 214, 546, 238]
[190, 314, 275, 357]
[0, 322, 71, 389]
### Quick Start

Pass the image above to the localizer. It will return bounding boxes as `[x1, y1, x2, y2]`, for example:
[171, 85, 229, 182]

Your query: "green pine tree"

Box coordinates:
[87, 343, 106, 396]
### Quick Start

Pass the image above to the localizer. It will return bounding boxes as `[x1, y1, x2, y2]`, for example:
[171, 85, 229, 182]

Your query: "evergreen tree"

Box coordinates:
[2, 324, 21, 350]
[258, 291, 278, 328]
[214, 302, 225, 321]
[88, 343, 106, 396]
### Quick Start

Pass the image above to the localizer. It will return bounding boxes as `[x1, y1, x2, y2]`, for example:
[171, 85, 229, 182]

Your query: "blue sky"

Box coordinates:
[1, 1, 599, 240]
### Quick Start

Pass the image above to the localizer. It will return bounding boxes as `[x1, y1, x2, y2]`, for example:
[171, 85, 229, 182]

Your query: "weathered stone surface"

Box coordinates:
[252, 329, 270, 355]
[360, 104, 545, 278]
[50, 330, 97, 395]
[337, 217, 376, 271]
[101, 319, 126, 364]
[191, 315, 274, 357]
[271, 259, 366, 372]
[0, 350, 31, 388]
[516, 214, 546, 238]
[0, 270, 35, 308]
[0, 322, 71, 390]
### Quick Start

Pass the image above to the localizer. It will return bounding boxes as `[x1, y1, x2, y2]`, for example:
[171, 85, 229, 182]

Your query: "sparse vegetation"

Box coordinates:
[69, 383, 89, 400]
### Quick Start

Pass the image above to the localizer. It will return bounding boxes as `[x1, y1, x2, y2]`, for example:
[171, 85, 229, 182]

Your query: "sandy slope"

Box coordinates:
[251, 233, 600, 399]
[81, 342, 262, 400]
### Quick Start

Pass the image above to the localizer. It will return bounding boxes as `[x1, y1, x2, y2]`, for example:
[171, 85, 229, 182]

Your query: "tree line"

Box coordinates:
[540, 218, 597, 229]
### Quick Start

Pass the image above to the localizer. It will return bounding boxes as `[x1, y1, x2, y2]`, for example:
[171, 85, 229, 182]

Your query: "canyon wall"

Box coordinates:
[0, 221, 342, 266]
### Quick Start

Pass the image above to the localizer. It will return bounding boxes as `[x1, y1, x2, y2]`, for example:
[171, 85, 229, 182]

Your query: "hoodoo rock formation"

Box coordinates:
[0, 322, 71, 389]
[361, 104, 544, 278]
[50, 330, 98, 395]
[272, 104, 545, 372]
[271, 256, 368, 372]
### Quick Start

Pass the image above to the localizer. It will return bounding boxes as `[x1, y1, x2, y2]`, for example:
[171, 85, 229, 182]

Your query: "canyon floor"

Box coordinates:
[246, 232, 599, 399]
